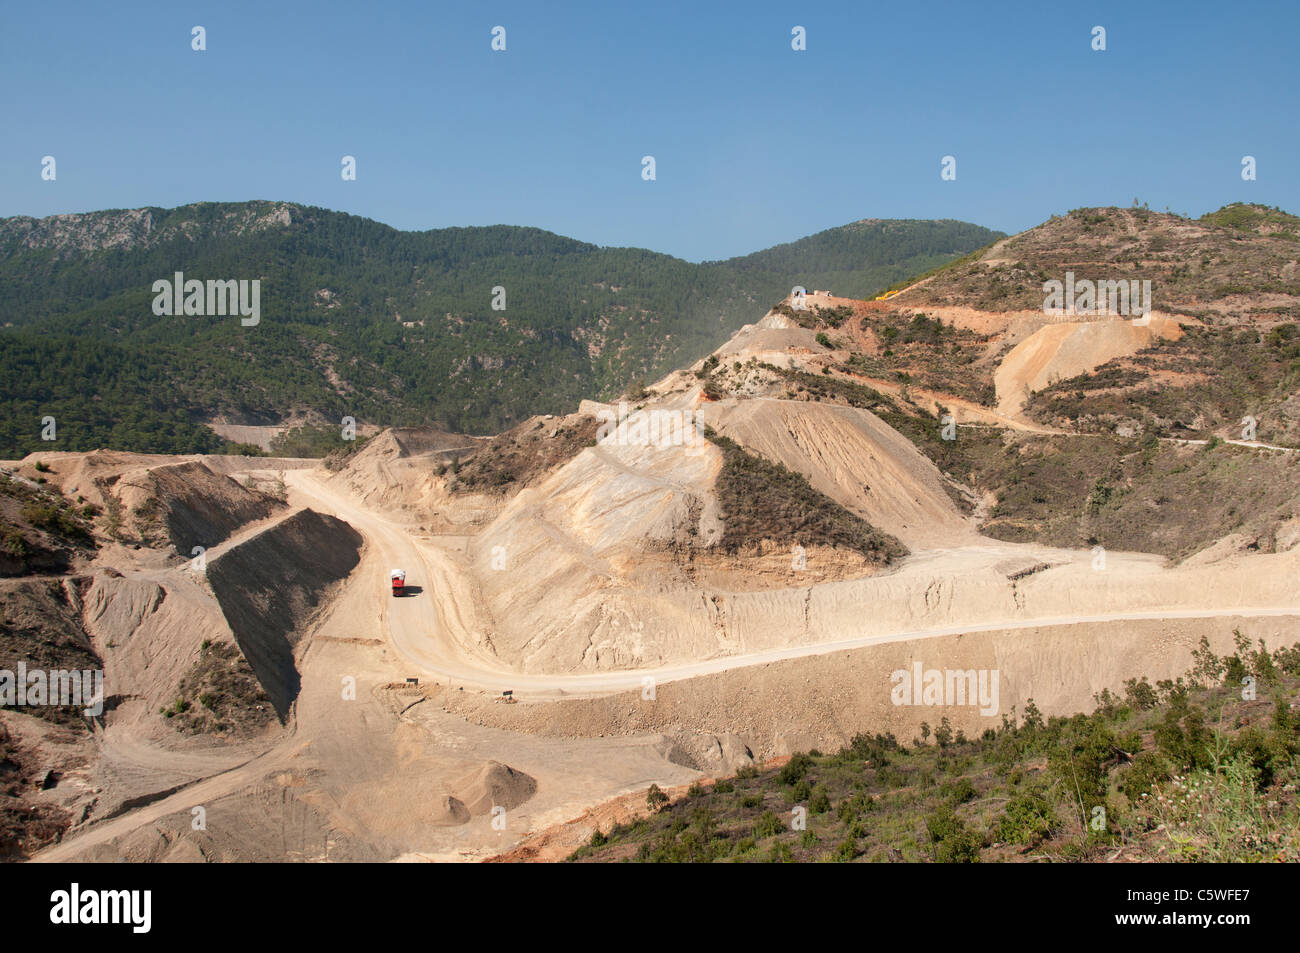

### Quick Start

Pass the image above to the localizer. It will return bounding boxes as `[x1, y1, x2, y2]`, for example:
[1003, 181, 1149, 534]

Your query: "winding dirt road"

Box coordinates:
[285, 470, 1300, 700]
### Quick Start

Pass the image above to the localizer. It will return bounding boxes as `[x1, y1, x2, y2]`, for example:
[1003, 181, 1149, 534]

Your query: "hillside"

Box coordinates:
[893, 203, 1300, 320]
[0, 202, 1001, 456]
[712, 218, 1000, 301]
[568, 636, 1300, 863]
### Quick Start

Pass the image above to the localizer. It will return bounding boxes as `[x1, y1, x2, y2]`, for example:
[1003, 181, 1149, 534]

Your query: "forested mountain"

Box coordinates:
[0, 201, 1000, 455]
[713, 218, 1001, 300]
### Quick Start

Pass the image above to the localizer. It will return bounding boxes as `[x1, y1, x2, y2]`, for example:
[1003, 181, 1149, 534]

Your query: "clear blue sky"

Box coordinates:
[2, 0, 1295, 261]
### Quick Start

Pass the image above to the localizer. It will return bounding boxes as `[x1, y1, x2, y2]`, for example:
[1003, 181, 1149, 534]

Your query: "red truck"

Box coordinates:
[391, 569, 406, 596]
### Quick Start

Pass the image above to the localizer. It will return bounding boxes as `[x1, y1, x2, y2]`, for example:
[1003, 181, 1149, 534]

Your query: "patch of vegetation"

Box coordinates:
[1200, 203, 1300, 237]
[166, 639, 277, 735]
[901, 205, 1300, 319]
[570, 635, 1300, 862]
[0, 470, 96, 575]
[845, 310, 996, 406]
[1025, 324, 1300, 447]
[703, 428, 905, 563]
[968, 431, 1300, 561]
[0, 721, 74, 859]
[0, 578, 101, 730]
[448, 415, 599, 494]
[774, 303, 855, 331]
[270, 424, 365, 459]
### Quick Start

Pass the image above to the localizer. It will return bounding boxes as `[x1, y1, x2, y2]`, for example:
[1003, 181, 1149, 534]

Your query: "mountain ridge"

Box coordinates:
[0, 201, 1001, 455]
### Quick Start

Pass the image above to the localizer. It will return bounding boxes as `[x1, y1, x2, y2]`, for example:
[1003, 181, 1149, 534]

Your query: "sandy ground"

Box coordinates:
[33, 470, 703, 863]
[285, 456, 1300, 694]
[994, 315, 1183, 416]
[27, 444, 1300, 863]
[20, 299, 1300, 863]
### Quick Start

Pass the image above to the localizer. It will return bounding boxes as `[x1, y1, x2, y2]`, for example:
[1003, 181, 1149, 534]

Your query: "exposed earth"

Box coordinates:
[5, 210, 1300, 862]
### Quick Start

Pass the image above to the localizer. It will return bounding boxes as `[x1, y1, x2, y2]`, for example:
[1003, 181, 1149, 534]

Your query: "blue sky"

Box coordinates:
[2, 0, 1295, 261]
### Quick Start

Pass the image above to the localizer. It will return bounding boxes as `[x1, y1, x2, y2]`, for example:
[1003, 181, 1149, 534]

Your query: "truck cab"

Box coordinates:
[391, 569, 406, 596]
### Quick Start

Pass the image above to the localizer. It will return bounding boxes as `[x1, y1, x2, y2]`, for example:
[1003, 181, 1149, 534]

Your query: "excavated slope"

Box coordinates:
[328, 429, 493, 529]
[470, 429, 727, 672]
[994, 315, 1183, 416]
[207, 509, 363, 718]
[116, 460, 283, 554]
[699, 398, 971, 548]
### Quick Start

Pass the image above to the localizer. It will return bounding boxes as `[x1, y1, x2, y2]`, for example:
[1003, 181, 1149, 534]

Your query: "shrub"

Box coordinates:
[809, 786, 832, 815]
[752, 811, 782, 838]
[925, 804, 981, 863]
[646, 784, 669, 812]
[778, 753, 814, 786]
[994, 788, 1057, 846]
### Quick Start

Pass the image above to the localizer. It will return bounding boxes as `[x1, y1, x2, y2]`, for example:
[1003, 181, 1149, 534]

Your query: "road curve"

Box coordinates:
[286, 470, 1300, 700]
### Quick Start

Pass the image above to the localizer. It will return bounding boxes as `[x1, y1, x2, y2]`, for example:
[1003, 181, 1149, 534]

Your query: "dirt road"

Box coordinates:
[285, 470, 1300, 699]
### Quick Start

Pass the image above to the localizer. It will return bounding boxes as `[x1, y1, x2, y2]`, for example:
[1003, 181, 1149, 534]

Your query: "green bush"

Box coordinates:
[925, 804, 981, 863]
[994, 788, 1057, 846]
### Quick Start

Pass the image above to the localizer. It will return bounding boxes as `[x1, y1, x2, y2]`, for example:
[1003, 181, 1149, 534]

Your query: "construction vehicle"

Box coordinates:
[391, 569, 406, 596]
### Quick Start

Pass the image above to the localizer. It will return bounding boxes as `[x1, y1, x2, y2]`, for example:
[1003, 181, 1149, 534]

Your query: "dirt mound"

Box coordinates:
[448, 761, 537, 815]
[25, 452, 287, 556]
[994, 316, 1183, 416]
[385, 427, 478, 457]
[114, 460, 283, 555]
[700, 398, 970, 548]
[470, 427, 727, 671]
[712, 311, 822, 368]
[207, 509, 363, 718]
[200, 455, 318, 477]
[328, 429, 496, 530]
[79, 568, 255, 746]
[32, 450, 175, 514]
[430, 794, 471, 826]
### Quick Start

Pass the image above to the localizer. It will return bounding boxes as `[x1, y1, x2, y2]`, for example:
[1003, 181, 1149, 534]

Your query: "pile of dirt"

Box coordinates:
[430, 794, 471, 826]
[110, 460, 283, 555]
[711, 311, 822, 369]
[469, 422, 727, 672]
[327, 429, 497, 530]
[207, 509, 363, 719]
[448, 761, 537, 815]
[700, 398, 971, 548]
[994, 316, 1183, 416]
